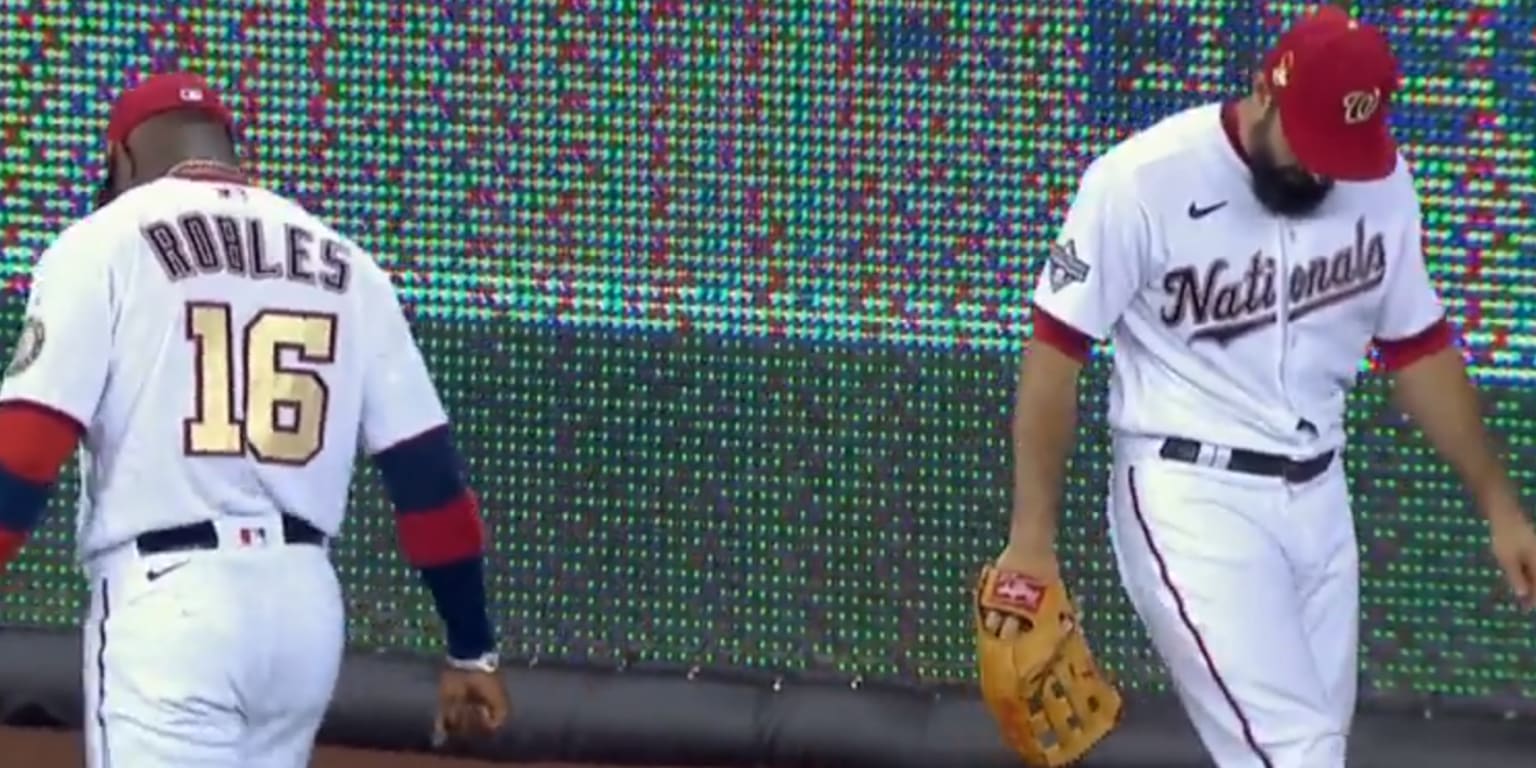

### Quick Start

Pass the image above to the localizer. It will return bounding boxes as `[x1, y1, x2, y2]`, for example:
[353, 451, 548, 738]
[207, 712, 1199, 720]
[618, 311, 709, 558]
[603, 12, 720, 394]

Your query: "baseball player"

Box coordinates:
[0, 72, 509, 766]
[977, 7, 1536, 768]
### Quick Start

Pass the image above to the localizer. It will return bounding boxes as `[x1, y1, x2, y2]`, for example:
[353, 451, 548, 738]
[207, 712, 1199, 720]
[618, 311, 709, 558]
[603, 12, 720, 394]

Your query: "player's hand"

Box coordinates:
[433, 667, 511, 747]
[984, 542, 1062, 640]
[1486, 503, 1536, 610]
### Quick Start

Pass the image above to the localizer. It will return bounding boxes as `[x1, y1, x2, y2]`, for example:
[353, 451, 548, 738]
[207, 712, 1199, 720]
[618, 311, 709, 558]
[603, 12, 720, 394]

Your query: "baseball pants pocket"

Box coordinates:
[84, 572, 245, 768]
[237, 547, 346, 768]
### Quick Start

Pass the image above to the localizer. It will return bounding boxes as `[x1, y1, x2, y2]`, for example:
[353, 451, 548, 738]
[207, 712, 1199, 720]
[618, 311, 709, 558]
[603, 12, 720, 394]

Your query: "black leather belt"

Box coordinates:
[1159, 437, 1334, 484]
[136, 513, 326, 555]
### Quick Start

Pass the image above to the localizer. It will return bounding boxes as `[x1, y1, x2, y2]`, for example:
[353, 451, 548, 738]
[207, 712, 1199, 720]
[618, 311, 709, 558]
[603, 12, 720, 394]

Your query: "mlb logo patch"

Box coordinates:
[237, 527, 268, 546]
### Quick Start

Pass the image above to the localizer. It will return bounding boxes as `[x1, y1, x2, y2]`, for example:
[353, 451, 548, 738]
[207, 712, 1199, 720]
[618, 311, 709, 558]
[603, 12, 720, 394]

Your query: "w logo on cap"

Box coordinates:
[1341, 88, 1380, 124]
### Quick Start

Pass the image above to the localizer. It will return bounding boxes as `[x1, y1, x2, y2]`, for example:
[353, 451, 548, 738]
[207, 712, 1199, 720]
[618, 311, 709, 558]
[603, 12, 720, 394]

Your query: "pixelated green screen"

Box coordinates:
[1, 3, 1534, 707]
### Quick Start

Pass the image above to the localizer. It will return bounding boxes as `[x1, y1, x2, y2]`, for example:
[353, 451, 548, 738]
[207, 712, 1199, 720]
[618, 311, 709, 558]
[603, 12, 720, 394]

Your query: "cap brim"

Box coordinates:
[1281, 113, 1397, 182]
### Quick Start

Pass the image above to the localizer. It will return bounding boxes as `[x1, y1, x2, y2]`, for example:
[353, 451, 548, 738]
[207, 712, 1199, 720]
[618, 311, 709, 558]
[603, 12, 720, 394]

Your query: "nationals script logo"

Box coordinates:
[1160, 216, 1388, 344]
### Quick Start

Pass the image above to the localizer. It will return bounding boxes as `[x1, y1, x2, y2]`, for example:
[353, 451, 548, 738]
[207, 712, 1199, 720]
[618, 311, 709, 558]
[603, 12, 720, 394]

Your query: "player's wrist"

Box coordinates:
[446, 649, 500, 673]
[1006, 515, 1058, 554]
[996, 540, 1061, 582]
[1467, 468, 1519, 514]
[1478, 486, 1525, 526]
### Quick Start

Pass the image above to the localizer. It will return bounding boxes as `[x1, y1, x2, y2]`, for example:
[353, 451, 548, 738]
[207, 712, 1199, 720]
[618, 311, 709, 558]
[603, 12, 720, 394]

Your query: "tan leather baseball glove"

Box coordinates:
[974, 565, 1122, 766]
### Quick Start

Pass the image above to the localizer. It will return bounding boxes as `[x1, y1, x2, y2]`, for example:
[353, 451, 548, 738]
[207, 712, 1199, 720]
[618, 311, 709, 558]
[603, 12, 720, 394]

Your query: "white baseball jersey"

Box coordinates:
[0, 175, 447, 558]
[1033, 103, 1444, 455]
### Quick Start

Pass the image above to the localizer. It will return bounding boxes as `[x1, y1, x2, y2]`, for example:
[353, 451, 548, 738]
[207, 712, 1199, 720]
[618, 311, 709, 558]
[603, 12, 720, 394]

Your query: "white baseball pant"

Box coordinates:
[82, 514, 345, 768]
[1107, 434, 1359, 768]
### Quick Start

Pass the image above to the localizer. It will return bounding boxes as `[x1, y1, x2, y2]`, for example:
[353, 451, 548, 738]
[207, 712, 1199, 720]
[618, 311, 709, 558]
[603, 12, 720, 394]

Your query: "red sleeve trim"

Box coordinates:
[1374, 318, 1453, 372]
[1030, 304, 1093, 363]
[394, 490, 486, 568]
[0, 529, 22, 571]
[0, 401, 82, 483]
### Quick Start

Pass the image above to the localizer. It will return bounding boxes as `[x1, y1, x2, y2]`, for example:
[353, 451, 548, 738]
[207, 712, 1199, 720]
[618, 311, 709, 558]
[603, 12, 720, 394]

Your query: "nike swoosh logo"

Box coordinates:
[1188, 200, 1228, 219]
[146, 561, 190, 582]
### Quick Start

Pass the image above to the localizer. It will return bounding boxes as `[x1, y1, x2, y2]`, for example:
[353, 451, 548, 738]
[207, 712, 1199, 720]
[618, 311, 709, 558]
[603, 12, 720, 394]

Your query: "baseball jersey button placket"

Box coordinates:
[1273, 225, 1298, 422]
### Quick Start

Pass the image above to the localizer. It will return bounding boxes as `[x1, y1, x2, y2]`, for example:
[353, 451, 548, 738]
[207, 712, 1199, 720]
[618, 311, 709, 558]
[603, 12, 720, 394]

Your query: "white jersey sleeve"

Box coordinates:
[1374, 195, 1445, 340]
[0, 219, 116, 426]
[358, 269, 449, 455]
[1031, 157, 1155, 339]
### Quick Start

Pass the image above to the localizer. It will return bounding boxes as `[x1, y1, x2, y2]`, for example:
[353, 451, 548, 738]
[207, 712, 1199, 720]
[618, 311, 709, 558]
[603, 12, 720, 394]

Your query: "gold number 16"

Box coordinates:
[184, 302, 337, 466]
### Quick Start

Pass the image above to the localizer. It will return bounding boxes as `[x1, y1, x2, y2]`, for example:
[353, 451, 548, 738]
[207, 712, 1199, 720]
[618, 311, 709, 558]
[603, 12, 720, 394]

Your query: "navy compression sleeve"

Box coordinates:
[0, 401, 79, 569]
[372, 425, 496, 659]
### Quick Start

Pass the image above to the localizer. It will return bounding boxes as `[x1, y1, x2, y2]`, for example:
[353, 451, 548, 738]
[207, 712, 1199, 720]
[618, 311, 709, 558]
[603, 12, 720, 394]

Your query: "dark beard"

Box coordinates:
[1247, 113, 1333, 217]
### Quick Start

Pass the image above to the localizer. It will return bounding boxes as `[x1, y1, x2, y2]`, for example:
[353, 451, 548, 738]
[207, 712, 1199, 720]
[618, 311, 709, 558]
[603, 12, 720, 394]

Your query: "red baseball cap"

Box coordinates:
[1262, 6, 1401, 182]
[106, 72, 233, 146]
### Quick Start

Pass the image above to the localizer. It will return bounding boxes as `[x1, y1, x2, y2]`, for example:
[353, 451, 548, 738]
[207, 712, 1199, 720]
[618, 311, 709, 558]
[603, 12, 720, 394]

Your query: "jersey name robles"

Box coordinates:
[0, 173, 447, 559]
[143, 211, 353, 291]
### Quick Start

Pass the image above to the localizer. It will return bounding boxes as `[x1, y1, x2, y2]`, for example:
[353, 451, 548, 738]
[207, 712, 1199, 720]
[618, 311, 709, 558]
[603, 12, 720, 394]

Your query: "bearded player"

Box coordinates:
[974, 8, 1536, 767]
[0, 73, 508, 766]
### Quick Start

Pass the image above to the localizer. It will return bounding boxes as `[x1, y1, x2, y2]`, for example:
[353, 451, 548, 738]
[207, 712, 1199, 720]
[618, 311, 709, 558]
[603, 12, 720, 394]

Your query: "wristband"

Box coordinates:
[447, 650, 500, 674]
